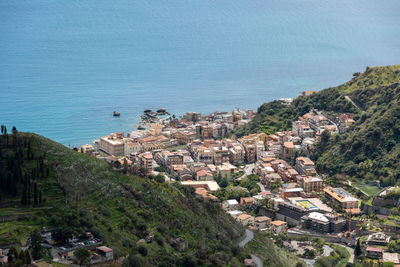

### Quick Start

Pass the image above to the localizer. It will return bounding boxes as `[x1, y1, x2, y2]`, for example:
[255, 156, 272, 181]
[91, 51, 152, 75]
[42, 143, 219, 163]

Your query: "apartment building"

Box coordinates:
[99, 133, 125, 156]
[295, 157, 317, 176]
[138, 152, 153, 174]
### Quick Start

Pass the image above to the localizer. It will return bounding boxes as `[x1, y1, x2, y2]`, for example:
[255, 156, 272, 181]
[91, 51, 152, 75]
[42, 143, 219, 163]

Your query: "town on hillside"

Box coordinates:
[73, 100, 400, 265]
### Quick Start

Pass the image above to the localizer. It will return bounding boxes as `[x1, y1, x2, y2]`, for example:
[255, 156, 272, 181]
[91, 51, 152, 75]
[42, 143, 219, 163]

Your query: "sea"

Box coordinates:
[1, 0, 399, 147]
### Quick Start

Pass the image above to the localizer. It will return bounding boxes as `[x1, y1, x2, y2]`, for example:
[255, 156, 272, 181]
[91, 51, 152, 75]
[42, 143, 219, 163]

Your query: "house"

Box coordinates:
[97, 246, 113, 261]
[222, 199, 239, 211]
[367, 232, 391, 246]
[196, 169, 214, 181]
[366, 247, 384, 259]
[254, 216, 271, 230]
[240, 197, 254, 206]
[270, 220, 287, 234]
[236, 214, 255, 226]
[194, 188, 218, 201]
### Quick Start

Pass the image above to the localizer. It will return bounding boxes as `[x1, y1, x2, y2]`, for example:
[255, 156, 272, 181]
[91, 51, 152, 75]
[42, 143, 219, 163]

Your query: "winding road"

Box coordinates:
[239, 229, 263, 267]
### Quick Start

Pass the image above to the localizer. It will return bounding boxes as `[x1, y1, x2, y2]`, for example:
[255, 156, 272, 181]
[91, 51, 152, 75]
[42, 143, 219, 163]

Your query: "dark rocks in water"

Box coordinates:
[144, 109, 152, 113]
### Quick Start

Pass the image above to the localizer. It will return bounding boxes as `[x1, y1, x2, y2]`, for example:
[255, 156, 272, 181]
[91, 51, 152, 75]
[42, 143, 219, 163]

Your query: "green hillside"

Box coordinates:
[0, 131, 299, 266]
[235, 65, 400, 186]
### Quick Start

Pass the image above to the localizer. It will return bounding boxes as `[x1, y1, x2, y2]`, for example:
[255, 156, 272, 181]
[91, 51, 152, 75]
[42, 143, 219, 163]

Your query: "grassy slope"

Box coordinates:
[0, 133, 300, 266]
[246, 233, 300, 267]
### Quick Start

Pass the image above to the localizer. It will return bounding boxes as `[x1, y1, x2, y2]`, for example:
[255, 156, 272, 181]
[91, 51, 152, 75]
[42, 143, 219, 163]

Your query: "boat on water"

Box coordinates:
[113, 111, 120, 117]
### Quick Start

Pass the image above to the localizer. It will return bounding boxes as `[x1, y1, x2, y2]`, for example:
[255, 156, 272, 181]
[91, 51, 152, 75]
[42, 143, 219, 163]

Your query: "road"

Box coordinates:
[237, 164, 255, 181]
[345, 95, 363, 111]
[302, 245, 333, 267]
[238, 229, 262, 267]
[339, 245, 354, 264]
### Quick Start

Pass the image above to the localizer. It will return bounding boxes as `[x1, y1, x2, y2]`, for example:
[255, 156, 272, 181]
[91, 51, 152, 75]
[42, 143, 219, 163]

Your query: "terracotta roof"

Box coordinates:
[237, 214, 252, 221]
[97, 246, 113, 253]
[271, 220, 287, 226]
[366, 247, 384, 253]
[284, 142, 294, 148]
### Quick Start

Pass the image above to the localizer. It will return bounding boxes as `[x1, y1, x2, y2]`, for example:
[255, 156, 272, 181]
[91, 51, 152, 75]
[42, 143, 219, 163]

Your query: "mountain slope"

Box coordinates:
[0, 132, 300, 266]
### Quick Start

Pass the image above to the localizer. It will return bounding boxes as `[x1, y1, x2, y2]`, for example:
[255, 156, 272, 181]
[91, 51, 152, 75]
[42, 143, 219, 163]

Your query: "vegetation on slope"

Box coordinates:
[235, 65, 400, 186]
[0, 131, 300, 266]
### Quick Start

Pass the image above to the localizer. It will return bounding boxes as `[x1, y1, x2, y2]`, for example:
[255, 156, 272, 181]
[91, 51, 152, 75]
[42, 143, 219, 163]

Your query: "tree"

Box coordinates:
[123, 158, 129, 174]
[24, 249, 32, 264]
[74, 248, 90, 266]
[355, 238, 362, 257]
[138, 245, 148, 256]
[388, 240, 397, 252]
[219, 177, 228, 188]
[12, 126, 18, 134]
[154, 174, 165, 183]
[30, 229, 43, 260]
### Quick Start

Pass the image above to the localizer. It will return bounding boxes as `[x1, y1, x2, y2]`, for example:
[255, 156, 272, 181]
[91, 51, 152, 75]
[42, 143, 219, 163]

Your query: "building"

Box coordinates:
[212, 146, 230, 165]
[366, 247, 384, 259]
[97, 246, 113, 261]
[184, 112, 202, 122]
[222, 199, 239, 211]
[237, 214, 255, 226]
[229, 145, 245, 165]
[80, 144, 96, 154]
[240, 197, 254, 206]
[196, 169, 214, 181]
[282, 142, 294, 159]
[124, 140, 142, 155]
[99, 133, 125, 156]
[196, 147, 214, 164]
[383, 253, 400, 264]
[367, 232, 391, 246]
[280, 187, 304, 199]
[138, 152, 153, 174]
[295, 157, 317, 176]
[243, 143, 256, 163]
[254, 216, 271, 230]
[324, 187, 359, 210]
[180, 181, 220, 192]
[299, 176, 324, 193]
[270, 220, 287, 234]
[301, 212, 346, 233]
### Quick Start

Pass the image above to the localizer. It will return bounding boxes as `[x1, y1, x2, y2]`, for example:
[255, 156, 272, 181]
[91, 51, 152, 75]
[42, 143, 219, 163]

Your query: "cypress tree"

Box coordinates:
[21, 187, 28, 205]
[24, 249, 31, 264]
[34, 182, 38, 205]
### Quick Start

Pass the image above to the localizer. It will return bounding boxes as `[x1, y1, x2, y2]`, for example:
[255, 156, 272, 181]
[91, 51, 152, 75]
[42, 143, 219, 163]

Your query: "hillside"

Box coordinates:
[0, 131, 300, 266]
[235, 65, 400, 186]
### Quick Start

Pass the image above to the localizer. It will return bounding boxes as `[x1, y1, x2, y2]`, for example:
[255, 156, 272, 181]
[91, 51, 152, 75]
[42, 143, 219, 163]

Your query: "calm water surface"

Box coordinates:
[1, 0, 399, 146]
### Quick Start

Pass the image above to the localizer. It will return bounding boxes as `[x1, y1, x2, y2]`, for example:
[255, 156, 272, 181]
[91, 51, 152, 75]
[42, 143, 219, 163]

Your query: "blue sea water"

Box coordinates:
[1, 0, 400, 146]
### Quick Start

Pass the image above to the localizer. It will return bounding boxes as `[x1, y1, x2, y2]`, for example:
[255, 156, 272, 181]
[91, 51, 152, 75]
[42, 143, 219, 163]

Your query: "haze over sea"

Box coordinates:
[1, 0, 400, 146]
